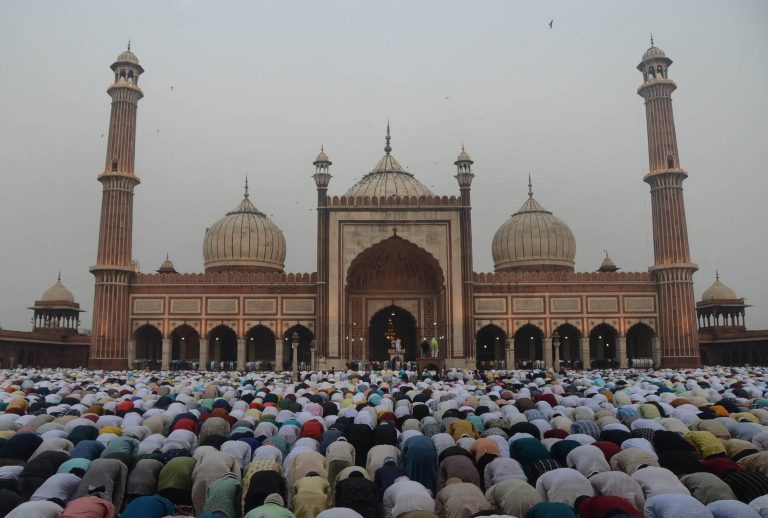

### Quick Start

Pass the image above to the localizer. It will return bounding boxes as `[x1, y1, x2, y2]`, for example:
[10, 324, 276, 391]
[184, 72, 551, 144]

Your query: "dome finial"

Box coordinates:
[58, 270, 61, 283]
[244, 174, 249, 198]
[384, 120, 392, 155]
[604, 249, 609, 259]
[716, 269, 719, 281]
[127, 38, 131, 52]
[649, 32, 654, 47]
[528, 174, 533, 198]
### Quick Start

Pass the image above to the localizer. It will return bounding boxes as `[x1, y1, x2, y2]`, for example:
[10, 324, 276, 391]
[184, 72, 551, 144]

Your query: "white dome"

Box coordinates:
[203, 193, 286, 273]
[345, 154, 434, 198]
[345, 125, 434, 199]
[702, 276, 739, 301]
[41, 278, 75, 303]
[492, 191, 576, 273]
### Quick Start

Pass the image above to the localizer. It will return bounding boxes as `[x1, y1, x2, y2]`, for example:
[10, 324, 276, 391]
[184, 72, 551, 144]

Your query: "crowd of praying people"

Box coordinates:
[1, 365, 768, 517]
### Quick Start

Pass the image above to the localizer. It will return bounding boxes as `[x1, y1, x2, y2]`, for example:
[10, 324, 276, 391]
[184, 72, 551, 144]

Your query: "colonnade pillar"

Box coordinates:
[579, 338, 589, 369]
[161, 338, 170, 370]
[275, 339, 284, 372]
[237, 339, 246, 371]
[127, 339, 136, 369]
[553, 343, 560, 370]
[505, 339, 514, 370]
[543, 338, 553, 370]
[199, 341, 209, 371]
[652, 337, 662, 367]
[617, 336, 627, 369]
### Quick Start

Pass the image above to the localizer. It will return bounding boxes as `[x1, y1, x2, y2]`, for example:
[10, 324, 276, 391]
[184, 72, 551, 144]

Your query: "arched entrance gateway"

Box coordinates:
[246, 325, 276, 369]
[590, 323, 618, 368]
[345, 236, 446, 366]
[283, 325, 314, 371]
[134, 324, 162, 369]
[369, 306, 417, 362]
[476, 325, 506, 369]
[208, 325, 237, 369]
[170, 324, 200, 369]
[514, 324, 543, 368]
[553, 323, 582, 368]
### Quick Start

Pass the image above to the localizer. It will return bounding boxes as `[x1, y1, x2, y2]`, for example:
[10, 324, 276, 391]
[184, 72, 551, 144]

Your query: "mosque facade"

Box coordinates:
[77, 44, 767, 372]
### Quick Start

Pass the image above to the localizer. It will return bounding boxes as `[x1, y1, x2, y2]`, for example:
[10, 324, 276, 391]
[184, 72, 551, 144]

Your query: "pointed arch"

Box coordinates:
[245, 324, 276, 367]
[134, 324, 162, 367]
[514, 324, 543, 367]
[627, 323, 655, 361]
[209, 324, 237, 367]
[346, 235, 445, 292]
[476, 324, 506, 368]
[283, 324, 314, 370]
[589, 323, 618, 368]
[171, 324, 200, 366]
[554, 323, 582, 365]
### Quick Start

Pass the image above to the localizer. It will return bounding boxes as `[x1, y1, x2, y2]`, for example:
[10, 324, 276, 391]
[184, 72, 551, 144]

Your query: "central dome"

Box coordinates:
[344, 125, 434, 198]
[203, 185, 286, 273]
[492, 180, 576, 272]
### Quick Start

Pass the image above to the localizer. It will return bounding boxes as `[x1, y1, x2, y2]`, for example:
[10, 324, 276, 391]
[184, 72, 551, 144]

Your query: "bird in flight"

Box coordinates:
[548, 19, 553, 29]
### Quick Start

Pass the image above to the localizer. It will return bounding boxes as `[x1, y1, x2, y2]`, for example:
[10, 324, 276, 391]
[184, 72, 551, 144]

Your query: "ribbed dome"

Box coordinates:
[41, 277, 75, 303]
[456, 148, 472, 163]
[344, 125, 434, 199]
[492, 184, 576, 273]
[642, 46, 666, 61]
[702, 275, 739, 301]
[203, 190, 286, 273]
[314, 148, 330, 164]
[115, 49, 140, 65]
[157, 255, 177, 274]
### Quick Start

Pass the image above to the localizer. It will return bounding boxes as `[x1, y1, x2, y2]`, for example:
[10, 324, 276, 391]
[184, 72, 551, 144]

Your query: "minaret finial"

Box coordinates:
[528, 174, 533, 198]
[166, 252, 170, 261]
[650, 32, 654, 47]
[604, 249, 609, 259]
[127, 39, 131, 52]
[58, 270, 61, 283]
[384, 120, 392, 155]
[716, 269, 719, 281]
[244, 174, 249, 198]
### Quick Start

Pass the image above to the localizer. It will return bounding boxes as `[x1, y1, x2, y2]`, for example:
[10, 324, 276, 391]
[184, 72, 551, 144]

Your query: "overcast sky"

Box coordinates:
[1, 1, 766, 332]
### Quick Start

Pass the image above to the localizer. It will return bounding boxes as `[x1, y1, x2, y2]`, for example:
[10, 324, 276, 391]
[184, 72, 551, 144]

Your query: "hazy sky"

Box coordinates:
[1, 1, 766, 332]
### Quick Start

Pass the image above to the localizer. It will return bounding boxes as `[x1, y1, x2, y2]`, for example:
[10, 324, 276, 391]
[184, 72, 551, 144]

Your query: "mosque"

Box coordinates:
[2, 43, 766, 370]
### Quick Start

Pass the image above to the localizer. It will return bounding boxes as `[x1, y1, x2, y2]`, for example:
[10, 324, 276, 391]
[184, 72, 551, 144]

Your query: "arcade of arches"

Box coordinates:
[131, 323, 314, 370]
[473, 322, 660, 370]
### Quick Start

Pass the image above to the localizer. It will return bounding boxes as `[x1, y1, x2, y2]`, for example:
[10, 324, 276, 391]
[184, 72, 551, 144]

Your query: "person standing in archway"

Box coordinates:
[430, 336, 438, 358]
[421, 337, 430, 358]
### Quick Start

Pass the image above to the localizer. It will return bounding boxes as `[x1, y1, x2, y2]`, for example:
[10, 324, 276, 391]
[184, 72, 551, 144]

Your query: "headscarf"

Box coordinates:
[403, 435, 438, 494]
[120, 495, 174, 518]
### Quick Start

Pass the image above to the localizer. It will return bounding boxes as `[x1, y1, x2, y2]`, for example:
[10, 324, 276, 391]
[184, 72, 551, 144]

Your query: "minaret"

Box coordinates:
[89, 44, 144, 370]
[455, 146, 475, 364]
[313, 146, 332, 365]
[637, 40, 699, 367]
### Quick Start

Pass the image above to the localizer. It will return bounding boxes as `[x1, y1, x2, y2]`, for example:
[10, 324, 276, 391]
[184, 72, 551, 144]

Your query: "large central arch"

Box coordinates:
[369, 305, 417, 361]
[345, 235, 446, 362]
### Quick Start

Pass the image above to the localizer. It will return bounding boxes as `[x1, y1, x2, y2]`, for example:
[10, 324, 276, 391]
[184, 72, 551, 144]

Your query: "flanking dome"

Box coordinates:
[203, 185, 286, 273]
[344, 124, 434, 199]
[492, 180, 576, 272]
[702, 273, 739, 301]
[41, 275, 75, 303]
